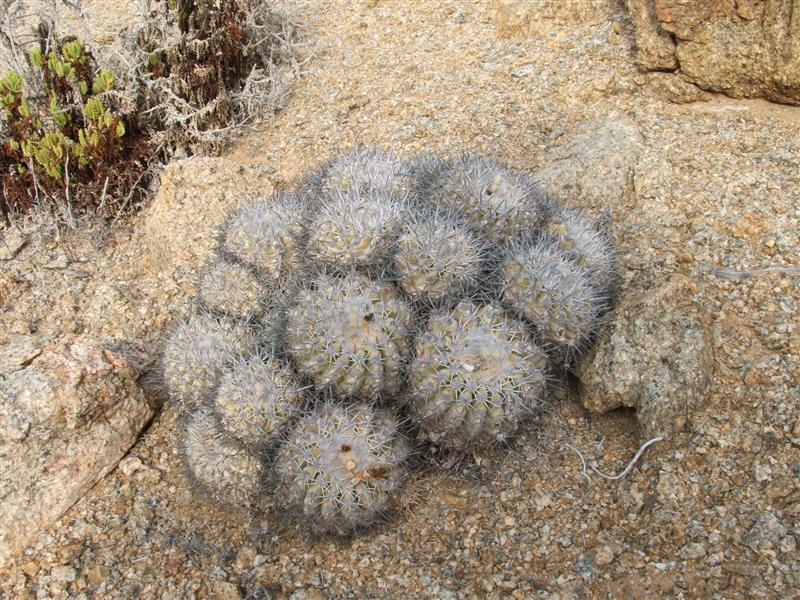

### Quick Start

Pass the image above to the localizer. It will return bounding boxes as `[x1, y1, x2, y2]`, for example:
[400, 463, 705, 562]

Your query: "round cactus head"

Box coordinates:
[543, 207, 619, 302]
[304, 186, 407, 270]
[312, 147, 416, 200]
[220, 193, 306, 279]
[408, 302, 549, 449]
[394, 208, 487, 306]
[501, 239, 605, 367]
[285, 271, 413, 400]
[163, 312, 260, 411]
[275, 401, 410, 536]
[421, 155, 548, 243]
[212, 352, 307, 449]
[198, 260, 269, 321]
[181, 408, 264, 508]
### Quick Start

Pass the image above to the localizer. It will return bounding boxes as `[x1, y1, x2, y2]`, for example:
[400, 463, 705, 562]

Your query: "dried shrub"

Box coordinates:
[0, 0, 306, 226]
[115, 0, 304, 157]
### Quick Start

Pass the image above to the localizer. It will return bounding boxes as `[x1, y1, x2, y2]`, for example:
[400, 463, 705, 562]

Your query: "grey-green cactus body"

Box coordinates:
[501, 240, 604, 366]
[421, 155, 547, 243]
[213, 353, 306, 449]
[181, 408, 263, 508]
[394, 208, 486, 305]
[221, 193, 306, 279]
[163, 312, 260, 410]
[312, 147, 417, 200]
[285, 272, 413, 400]
[304, 187, 407, 270]
[275, 401, 410, 536]
[544, 208, 618, 301]
[409, 302, 549, 448]
[199, 260, 268, 321]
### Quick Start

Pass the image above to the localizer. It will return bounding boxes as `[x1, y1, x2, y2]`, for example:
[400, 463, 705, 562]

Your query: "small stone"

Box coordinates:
[54, 542, 84, 564]
[44, 255, 69, 270]
[780, 536, 796, 554]
[85, 564, 109, 586]
[535, 493, 552, 510]
[233, 545, 258, 573]
[595, 545, 616, 566]
[573, 554, 597, 583]
[0, 230, 26, 260]
[211, 581, 242, 600]
[754, 463, 772, 483]
[511, 64, 536, 78]
[290, 589, 327, 600]
[744, 512, 787, 554]
[50, 565, 78, 582]
[681, 542, 707, 560]
[21, 561, 39, 578]
[119, 455, 143, 477]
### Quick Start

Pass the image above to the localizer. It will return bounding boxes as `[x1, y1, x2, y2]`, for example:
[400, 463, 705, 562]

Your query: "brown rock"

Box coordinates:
[624, 0, 677, 70]
[85, 564, 110, 586]
[141, 157, 279, 278]
[0, 335, 153, 568]
[626, 0, 800, 105]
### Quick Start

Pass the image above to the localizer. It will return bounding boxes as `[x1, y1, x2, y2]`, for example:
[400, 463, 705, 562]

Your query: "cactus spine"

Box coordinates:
[394, 208, 486, 305]
[285, 271, 413, 400]
[275, 401, 410, 536]
[181, 408, 264, 508]
[212, 353, 306, 449]
[163, 312, 260, 410]
[408, 302, 549, 448]
[501, 239, 605, 367]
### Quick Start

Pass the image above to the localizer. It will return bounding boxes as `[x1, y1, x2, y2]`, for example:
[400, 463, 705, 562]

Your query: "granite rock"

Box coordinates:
[578, 275, 714, 438]
[626, 0, 800, 105]
[0, 335, 153, 567]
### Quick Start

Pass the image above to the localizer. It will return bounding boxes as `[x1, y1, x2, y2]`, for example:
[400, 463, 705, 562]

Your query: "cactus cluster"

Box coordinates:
[163, 147, 618, 536]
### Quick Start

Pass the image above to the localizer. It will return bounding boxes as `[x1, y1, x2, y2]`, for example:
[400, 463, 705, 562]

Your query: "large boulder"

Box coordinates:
[532, 112, 643, 214]
[0, 335, 153, 568]
[626, 0, 800, 105]
[578, 275, 715, 438]
[141, 157, 281, 277]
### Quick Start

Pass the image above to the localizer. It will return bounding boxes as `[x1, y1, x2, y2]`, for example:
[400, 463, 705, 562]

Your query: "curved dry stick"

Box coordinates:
[565, 436, 665, 481]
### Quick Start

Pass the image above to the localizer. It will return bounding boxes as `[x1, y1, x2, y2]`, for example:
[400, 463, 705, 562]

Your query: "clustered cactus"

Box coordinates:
[163, 148, 618, 537]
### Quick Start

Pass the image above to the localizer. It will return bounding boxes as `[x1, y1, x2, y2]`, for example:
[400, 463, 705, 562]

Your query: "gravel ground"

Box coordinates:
[1, 1, 799, 598]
